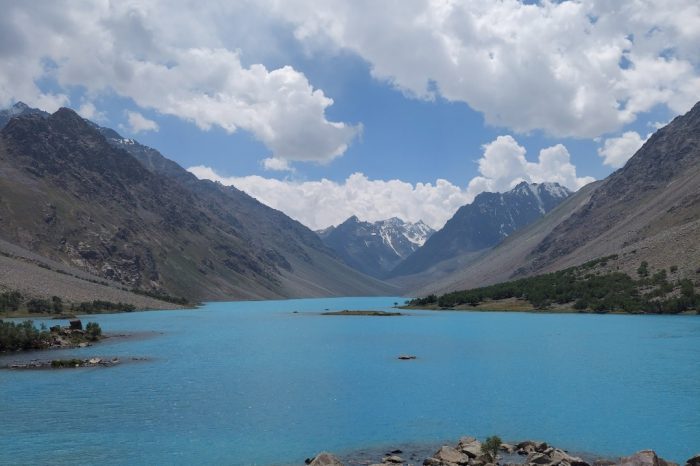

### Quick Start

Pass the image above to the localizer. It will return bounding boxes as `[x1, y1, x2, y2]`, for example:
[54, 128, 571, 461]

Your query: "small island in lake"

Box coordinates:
[321, 310, 403, 316]
[0, 318, 103, 352]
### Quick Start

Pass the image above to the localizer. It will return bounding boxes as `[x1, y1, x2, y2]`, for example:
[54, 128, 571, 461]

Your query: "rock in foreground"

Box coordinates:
[314, 437, 690, 466]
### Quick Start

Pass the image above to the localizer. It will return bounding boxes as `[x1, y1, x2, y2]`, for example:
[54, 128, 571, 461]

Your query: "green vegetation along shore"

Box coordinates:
[0, 290, 144, 318]
[407, 256, 700, 314]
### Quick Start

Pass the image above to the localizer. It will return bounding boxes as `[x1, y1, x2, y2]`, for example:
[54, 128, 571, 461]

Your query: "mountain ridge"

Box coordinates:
[318, 216, 434, 278]
[389, 181, 572, 279]
[0, 104, 395, 302]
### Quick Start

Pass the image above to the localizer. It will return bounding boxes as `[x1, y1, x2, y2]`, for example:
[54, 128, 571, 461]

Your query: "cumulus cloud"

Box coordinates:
[189, 135, 595, 230]
[0, 1, 358, 163]
[597, 131, 648, 168]
[124, 111, 159, 134]
[466, 136, 595, 196]
[268, 0, 700, 138]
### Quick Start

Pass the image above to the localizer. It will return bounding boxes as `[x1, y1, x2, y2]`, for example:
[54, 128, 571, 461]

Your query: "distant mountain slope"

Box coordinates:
[415, 101, 700, 296]
[389, 182, 571, 278]
[408, 181, 602, 296]
[0, 237, 179, 310]
[0, 105, 395, 301]
[318, 216, 434, 278]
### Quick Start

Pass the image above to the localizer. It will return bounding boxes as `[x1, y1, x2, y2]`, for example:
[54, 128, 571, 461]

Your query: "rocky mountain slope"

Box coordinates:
[317, 216, 434, 278]
[389, 182, 571, 279]
[414, 101, 700, 296]
[0, 104, 395, 302]
[0, 102, 48, 129]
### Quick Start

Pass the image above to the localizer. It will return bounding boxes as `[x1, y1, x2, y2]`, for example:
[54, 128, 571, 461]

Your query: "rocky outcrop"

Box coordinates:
[618, 451, 679, 466]
[686, 454, 700, 466]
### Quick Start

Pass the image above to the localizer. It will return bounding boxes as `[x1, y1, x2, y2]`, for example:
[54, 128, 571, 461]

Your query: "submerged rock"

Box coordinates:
[308, 452, 343, 466]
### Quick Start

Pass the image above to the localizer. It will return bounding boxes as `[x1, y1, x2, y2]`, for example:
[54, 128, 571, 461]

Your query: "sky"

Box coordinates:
[1, 0, 698, 230]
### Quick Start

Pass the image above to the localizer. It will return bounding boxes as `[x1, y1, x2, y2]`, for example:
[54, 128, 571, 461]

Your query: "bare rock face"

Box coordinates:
[686, 454, 700, 466]
[308, 452, 344, 466]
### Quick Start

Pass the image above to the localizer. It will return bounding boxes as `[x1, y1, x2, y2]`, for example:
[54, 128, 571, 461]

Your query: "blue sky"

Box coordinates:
[0, 1, 696, 229]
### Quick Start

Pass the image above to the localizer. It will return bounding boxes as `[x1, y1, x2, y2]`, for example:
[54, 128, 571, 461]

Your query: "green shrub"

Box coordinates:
[482, 435, 502, 461]
[637, 261, 649, 278]
[85, 322, 102, 341]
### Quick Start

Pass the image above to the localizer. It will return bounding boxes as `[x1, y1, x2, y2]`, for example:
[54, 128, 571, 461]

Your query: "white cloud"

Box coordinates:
[0, 1, 358, 163]
[187, 167, 472, 230]
[188, 135, 594, 230]
[76, 101, 106, 122]
[124, 111, 159, 134]
[262, 157, 294, 172]
[598, 131, 648, 168]
[267, 0, 700, 138]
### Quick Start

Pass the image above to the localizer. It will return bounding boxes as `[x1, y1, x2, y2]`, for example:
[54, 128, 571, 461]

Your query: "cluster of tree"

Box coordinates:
[26, 296, 64, 314]
[71, 300, 136, 314]
[0, 291, 23, 312]
[0, 320, 50, 351]
[410, 258, 699, 314]
[0, 290, 136, 315]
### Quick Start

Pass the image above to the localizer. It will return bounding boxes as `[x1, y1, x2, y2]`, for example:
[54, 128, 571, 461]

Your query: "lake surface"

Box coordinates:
[1, 297, 699, 465]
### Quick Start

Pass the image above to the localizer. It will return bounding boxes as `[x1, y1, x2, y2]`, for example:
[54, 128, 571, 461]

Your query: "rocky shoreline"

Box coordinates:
[307, 436, 699, 466]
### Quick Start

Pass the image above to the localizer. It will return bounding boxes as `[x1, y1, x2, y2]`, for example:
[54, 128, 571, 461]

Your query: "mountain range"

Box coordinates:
[0, 99, 697, 308]
[0, 103, 394, 306]
[388, 181, 571, 282]
[317, 216, 434, 278]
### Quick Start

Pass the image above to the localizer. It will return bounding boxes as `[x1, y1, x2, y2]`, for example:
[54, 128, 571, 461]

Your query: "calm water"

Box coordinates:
[1, 297, 699, 465]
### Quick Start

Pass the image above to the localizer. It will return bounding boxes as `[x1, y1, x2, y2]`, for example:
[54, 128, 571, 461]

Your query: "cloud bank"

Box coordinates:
[189, 135, 594, 230]
[271, 0, 700, 138]
[0, 2, 359, 164]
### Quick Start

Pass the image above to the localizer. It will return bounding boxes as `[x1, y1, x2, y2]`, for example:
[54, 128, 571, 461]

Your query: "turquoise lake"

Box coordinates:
[1, 297, 699, 465]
